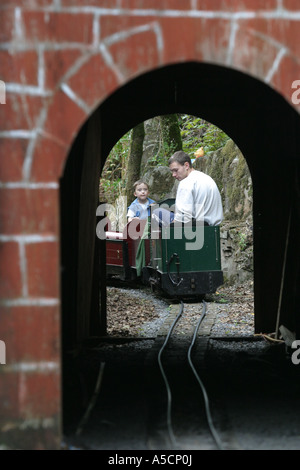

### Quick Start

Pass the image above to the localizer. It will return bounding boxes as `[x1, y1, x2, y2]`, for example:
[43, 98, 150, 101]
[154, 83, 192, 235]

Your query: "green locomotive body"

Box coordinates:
[106, 198, 224, 298]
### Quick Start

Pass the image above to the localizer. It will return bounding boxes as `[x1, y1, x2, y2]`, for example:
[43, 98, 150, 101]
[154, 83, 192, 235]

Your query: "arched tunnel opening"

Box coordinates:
[60, 62, 300, 449]
[101, 114, 253, 336]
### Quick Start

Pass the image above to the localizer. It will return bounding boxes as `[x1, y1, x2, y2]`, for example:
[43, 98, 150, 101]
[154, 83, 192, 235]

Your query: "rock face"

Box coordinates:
[140, 118, 162, 174]
[198, 139, 252, 221]
[143, 139, 253, 284]
[220, 220, 253, 284]
[198, 139, 253, 284]
[144, 165, 178, 202]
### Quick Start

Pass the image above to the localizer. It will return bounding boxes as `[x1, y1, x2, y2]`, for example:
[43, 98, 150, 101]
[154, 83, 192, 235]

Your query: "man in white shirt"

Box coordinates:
[153, 151, 223, 227]
[169, 151, 223, 225]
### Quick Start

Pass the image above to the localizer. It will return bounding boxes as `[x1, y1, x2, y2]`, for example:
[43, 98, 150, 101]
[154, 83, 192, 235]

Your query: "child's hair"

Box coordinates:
[133, 180, 149, 190]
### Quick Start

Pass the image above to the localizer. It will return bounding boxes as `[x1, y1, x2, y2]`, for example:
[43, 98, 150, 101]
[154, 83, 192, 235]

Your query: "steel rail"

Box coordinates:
[157, 299, 224, 450]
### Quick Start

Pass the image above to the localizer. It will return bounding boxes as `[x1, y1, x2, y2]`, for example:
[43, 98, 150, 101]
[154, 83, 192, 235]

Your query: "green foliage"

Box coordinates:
[100, 130, 131, 203]
[145, 115, 182, 168]
[100, 115, 230, 202]
[238, 232, 248, 251]
[179, 114, 230, 155]
[146, 153, 168, 167]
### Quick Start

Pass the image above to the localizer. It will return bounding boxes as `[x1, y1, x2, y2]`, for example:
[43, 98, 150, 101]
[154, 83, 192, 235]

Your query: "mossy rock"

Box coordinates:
[201, 139, 252, 221]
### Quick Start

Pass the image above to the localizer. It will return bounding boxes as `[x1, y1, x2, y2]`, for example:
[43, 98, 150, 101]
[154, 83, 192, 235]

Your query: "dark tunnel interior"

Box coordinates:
[60, 61, 300, 351]
[59, 62, 300, 447]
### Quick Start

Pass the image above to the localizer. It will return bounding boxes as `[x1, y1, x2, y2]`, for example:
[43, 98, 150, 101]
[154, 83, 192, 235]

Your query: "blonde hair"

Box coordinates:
[133, 180, 149, 190]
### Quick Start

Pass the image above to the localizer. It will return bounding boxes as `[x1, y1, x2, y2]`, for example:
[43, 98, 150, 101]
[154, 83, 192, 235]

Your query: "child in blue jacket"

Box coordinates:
[127, 180, 155, 222]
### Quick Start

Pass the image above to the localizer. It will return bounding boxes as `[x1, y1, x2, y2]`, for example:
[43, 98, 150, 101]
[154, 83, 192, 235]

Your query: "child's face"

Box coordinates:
[134, 184, 149, 202]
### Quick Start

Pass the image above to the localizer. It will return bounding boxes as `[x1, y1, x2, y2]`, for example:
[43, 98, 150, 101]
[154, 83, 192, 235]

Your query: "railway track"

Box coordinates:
[63, 289, 300, 451]
[63, 295, 230, 450]
[145, 300, 229, 450]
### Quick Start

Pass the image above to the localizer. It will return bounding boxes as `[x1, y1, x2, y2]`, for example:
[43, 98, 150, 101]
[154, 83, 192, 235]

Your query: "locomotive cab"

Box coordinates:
[142, 199, 224, 298]
[105, 198, 224, 299]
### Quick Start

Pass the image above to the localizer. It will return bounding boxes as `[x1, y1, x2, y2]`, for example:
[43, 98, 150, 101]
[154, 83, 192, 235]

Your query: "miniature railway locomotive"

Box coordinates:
[105, 199, 223, 299]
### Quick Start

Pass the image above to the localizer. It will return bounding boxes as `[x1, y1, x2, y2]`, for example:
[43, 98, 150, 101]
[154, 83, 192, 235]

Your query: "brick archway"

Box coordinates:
[61, 59, 300, 341]
[1, 2, 300, 450]
[8, 7, 300, 186]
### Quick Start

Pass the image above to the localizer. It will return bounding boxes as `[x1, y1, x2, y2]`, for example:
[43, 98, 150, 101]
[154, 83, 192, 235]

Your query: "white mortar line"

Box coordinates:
[30, 7, 256, 18]
[0, 182, 59, 188]
[0, 235, 58, 242]
[0, 298, 60, 306]
[22, 106, 49, 181]
[14, 8, 23, 40]
[18, 241, 28, 297]
[38, 46, 45, 91]
[0, 42, 95, 52]
[152, 21, 164, 62]
[92, 12, 100, 47]
[5, 83, 52, 96]
[3, 361, 60, 373]
[29, 5, 300, 19]
[55, 50, 94, 85]
[265, 47, 287, 83]
[22, 131, 39, 182]
[19, 417, 56, 430]
[99, 43, 125, 83]
[103, 22, 164, 47]
[247, 28, 291, 53]
[60, 82, 91, 114]
[99, 20, 164, 73]
[226, 19, 239, 65]
[0, 130, 35, 139]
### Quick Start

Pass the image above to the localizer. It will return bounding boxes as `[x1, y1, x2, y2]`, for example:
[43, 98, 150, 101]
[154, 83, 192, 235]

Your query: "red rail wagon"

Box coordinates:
[106, 219, 150, 280]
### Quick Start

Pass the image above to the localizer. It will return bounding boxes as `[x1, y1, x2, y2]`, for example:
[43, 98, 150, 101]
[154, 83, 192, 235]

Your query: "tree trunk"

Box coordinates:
[141, 115, 182, 173]
[160, 114, 182, 159]
[126, 122, 145, 205]
[125, 115, 182, 204]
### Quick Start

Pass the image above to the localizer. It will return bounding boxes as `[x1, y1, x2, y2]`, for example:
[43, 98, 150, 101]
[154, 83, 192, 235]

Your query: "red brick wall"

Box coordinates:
[0, 0, 300, 449]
